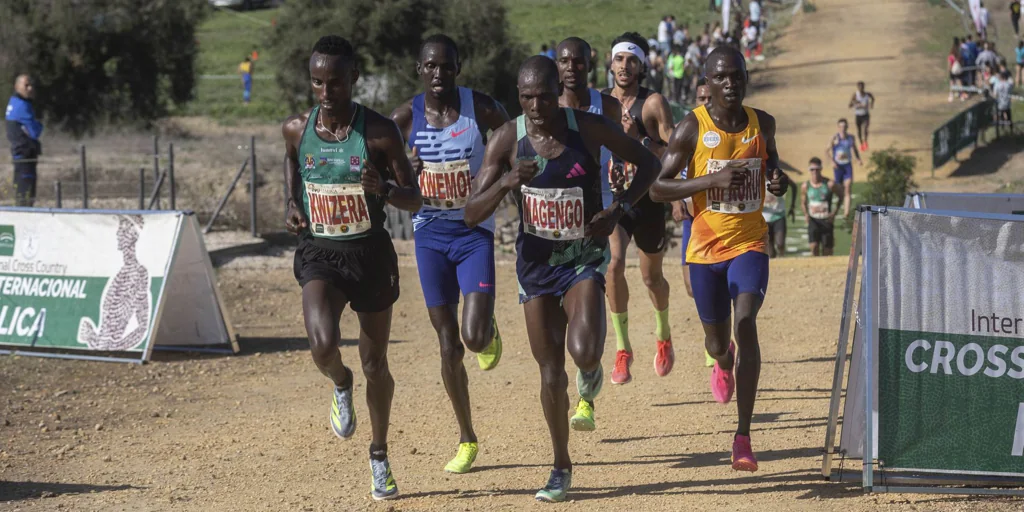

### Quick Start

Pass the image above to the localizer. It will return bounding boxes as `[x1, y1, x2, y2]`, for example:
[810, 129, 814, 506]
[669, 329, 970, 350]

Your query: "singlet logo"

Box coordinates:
[702, 131, 722, 149]
[350, 156, 361, 173]
[304, 154, 315, 170]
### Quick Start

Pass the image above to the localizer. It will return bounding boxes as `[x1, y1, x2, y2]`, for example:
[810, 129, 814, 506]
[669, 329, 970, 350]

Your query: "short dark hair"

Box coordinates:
[541, 44, 548, 51]
[838, 118, 848, 124]
[857, 81, 865, 87]
[421, 33, 459, 61]
[612, 32, 650, 55]
[312, 35, 355, 58]
[809, 157, 823, 166]
[696, 77, 708, 87]
[557, 37, 591, 57]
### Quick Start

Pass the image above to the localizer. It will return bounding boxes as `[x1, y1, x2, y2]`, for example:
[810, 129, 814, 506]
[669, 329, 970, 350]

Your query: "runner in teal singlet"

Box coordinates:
[282, 35, 422, 502]
[465, 56, 661, 503]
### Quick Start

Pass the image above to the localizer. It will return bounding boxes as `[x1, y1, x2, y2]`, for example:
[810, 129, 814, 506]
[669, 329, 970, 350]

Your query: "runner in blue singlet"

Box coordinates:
[825, 118, 861, 219]
[390, 34, 510, 475]
[465, 56, 661, 503]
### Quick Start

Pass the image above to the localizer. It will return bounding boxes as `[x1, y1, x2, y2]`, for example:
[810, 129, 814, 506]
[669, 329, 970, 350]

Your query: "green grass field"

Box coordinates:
[181, 1, 729, 122]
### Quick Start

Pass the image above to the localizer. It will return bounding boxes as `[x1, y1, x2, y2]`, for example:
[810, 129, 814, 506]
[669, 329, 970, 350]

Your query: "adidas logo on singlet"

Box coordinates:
[565, 163, 587, 179]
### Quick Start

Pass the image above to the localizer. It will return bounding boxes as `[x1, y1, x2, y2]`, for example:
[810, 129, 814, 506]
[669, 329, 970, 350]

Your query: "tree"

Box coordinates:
[863, 147, 917, 207]
[0, 0, 207, 136]
[267, 0, 527, 118]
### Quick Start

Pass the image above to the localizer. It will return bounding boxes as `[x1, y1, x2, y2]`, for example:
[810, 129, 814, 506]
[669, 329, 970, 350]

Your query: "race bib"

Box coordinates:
[305, 182, 371, 237]
[706, 158, 763, 214]
[521, 186, 585, 241]
[420, 160, 471, 210]
[809, 200, 831, 219]
[835, 148, 852, 165]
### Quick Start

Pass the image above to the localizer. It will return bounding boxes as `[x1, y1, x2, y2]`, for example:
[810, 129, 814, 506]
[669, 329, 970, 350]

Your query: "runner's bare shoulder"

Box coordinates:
[362, 106, 406, 150]
[282, 108, 313, 145]
[389, 98, 415, 136]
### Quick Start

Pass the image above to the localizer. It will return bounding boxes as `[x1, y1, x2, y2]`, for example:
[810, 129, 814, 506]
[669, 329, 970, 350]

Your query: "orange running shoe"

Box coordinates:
[610, 350, 633, 384]
[654, 340, 674, 377]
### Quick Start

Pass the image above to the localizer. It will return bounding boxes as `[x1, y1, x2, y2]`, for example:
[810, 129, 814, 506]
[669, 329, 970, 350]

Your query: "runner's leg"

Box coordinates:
[428, 305, 477, 443]
[302, 280, 354, 388]
[606, 224, 631, 347]
[607, 225, 634, 384]
[564, 278, 607, 375]
[732, 293, 762, 436]
[356, 308, 395, 451]
[524, 296, 571, 469]
[843, 177, 852, 218]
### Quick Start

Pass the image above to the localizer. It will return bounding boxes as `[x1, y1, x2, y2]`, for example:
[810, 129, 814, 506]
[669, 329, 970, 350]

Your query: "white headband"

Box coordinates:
[611, 42, 648, 67]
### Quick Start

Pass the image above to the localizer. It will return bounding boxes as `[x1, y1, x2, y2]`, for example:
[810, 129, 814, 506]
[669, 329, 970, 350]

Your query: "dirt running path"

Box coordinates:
[4, 1, 1024, 511]
[753, 0, 1022, 191]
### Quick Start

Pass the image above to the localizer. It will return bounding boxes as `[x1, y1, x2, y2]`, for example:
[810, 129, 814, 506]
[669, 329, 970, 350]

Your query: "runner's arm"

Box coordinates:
[760, 110, 790, 197]
[852, 138, 862, 163]
[464, 122, 515, 227]
[642, 91, 674, 157]
[650, 113, 727, 202]
[868, 92, 875, 108]
[800, 182, 809, 219]
[589, 113, 662, 207]
[367, 113, 422, 213]
[282, 113, 310, 232]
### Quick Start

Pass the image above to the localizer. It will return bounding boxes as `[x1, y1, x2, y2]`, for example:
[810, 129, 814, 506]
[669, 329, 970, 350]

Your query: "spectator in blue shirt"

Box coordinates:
[5, 74, 43, 207]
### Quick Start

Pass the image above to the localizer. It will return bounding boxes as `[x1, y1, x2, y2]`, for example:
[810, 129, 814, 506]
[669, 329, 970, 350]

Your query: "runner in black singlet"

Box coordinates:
[465, 56, 661, 503]
[602, 32, 678, 385]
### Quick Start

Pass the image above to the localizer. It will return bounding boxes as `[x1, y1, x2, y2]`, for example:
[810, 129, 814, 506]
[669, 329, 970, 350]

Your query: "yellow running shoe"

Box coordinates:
[477, 316, 502, 371]
[444, 442, 478, 474]
[705, 349, 716, 367]
[570, 399, 595, 431]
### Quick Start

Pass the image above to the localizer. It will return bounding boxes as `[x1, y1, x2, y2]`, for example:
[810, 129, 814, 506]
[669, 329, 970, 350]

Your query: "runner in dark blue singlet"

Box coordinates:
[465, 56, 661, 503]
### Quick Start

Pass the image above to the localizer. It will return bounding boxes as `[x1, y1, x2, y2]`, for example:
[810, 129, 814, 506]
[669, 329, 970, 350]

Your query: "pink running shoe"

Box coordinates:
[731, 434, 758, 471]
[611, 350, 633, 384]
[654, 340, 674, 377]
[710, 342, 735, 404]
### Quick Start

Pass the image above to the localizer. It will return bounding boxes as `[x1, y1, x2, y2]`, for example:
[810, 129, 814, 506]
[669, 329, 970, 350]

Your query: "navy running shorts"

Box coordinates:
[689, 250, 769, 324]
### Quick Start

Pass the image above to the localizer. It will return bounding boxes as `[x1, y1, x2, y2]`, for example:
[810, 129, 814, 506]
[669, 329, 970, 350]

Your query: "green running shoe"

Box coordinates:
[477, 316, 502, 371]
[535, 468, 572, 502]
[444, 441, 478, 474]
[570, 398, 595, 432]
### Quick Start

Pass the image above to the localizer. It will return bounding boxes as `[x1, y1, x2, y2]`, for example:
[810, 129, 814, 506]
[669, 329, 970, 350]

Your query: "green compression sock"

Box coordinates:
[612, 311, 630, 352]
[655, 307, 671, 342]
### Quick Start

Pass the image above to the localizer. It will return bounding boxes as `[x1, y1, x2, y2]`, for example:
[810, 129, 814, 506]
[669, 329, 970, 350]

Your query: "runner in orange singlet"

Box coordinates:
[650, 46, 790, 472]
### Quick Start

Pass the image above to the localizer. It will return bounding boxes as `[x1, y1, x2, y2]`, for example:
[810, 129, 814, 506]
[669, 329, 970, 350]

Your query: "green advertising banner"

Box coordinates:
[879, 328, 1024, 476]
[931, 100, 995, 169]
[0, 209, 239, 362]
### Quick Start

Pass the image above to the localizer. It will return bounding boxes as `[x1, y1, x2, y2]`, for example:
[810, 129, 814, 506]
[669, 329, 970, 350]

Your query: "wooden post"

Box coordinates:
[139, 168, 146, 210]
[153, 135, 160, 209]
[250, 135, 258, 237]
[168, 143, 176, 210]
[80, 145, 88, 208]
[55, 181, 62, 208]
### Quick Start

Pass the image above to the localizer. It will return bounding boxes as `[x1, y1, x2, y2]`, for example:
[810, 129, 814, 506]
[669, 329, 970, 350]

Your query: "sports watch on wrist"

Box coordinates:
[616, 200, 635, 217]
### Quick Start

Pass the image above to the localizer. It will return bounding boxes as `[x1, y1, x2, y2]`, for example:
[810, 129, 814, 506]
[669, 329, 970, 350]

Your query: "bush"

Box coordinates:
[0, 0, 207, 136]
[266, 0, 527, 118]
[863, 147, 917, 207]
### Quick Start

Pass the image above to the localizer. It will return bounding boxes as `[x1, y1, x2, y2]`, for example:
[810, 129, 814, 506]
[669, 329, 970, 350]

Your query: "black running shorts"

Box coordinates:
[293, 233, 400, 313]
[618, 194, 668, 254]
[807, 218, 835, 249]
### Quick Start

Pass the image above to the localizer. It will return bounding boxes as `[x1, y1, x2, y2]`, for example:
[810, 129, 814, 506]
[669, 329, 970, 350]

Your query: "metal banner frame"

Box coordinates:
[822, 206, 1024, 495]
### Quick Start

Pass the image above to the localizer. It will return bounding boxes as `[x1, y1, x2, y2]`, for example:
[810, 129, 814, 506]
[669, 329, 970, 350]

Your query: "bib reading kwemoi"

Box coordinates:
[419, 160, 471, 210]
[521, 186, 585, 241]
[305, 182, 371, 236]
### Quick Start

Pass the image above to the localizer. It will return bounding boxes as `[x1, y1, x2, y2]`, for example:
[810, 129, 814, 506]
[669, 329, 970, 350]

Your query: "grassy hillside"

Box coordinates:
[179, 1, 725, 123]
